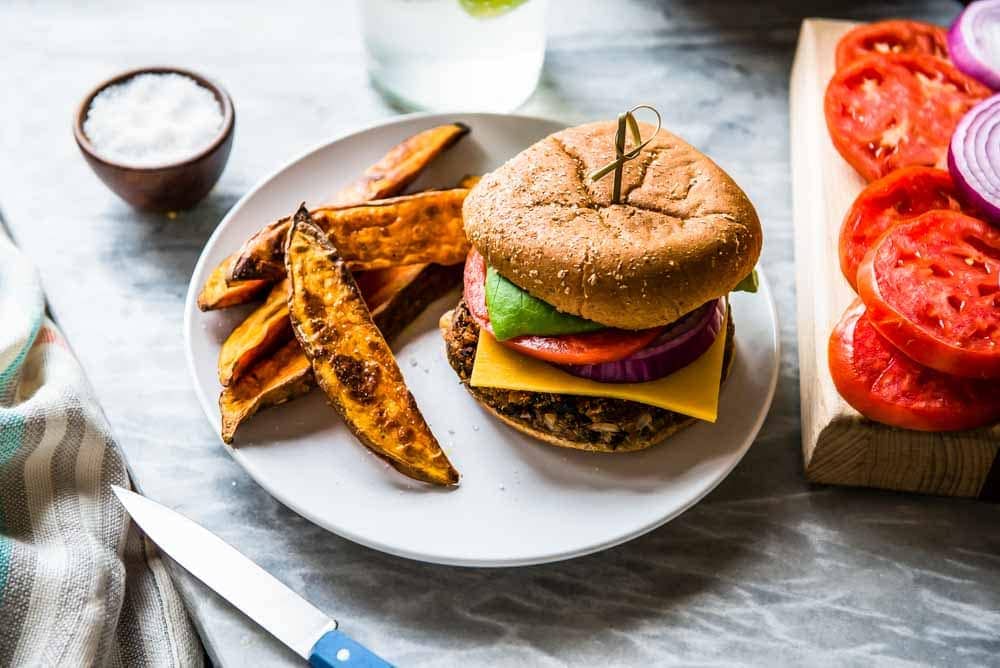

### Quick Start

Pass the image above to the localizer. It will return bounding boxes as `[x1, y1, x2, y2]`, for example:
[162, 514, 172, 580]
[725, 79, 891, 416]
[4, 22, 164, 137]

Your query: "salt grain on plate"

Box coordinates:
[83, 73, 224, 167]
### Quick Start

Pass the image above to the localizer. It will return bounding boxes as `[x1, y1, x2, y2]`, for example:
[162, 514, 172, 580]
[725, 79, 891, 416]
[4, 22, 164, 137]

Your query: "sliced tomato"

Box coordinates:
[835, 20, 949, 69]
[825, 53, 989, 181]
[463, 249, 492, 328]
[857, 210, 1000, 378]
[839, 167, 969, 289]
[462, 250, 663, 365]
[499, 327, 666, 366]
[829, 299, 1000, 431]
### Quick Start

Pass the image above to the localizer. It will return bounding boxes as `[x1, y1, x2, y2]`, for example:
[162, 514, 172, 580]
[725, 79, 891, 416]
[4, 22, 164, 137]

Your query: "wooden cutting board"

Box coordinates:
[790, 18, 1000, 499]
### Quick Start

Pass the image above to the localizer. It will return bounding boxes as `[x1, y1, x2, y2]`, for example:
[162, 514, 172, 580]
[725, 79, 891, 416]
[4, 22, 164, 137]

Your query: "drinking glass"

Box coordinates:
[359, 0, 548, 112]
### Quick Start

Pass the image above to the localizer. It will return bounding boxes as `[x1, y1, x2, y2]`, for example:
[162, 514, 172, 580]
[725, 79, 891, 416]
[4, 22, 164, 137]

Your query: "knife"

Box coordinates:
[111, 486, 392, 667]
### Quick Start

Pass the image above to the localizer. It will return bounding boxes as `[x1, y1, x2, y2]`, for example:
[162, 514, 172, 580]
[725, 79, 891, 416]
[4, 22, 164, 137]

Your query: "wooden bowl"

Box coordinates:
[73, 66, 235, 211]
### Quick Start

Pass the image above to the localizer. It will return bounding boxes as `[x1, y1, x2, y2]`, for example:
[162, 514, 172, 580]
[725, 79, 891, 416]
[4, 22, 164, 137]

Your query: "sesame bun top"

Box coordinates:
[463, 120, 762, 329]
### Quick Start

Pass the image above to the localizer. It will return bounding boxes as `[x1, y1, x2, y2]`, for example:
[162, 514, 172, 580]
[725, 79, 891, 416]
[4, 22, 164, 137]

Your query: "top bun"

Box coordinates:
[463, 121, 762, 329]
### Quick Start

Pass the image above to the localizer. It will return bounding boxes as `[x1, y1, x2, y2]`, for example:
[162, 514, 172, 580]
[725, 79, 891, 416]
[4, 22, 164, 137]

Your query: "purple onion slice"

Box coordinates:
[948, 93, 1000, 224]
[949, 1, 1000, 90]
[556, 298, 726, 384]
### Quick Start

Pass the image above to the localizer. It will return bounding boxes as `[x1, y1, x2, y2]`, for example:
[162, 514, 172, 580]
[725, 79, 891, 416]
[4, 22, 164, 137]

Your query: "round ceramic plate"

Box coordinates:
[184, 113, 779, 567]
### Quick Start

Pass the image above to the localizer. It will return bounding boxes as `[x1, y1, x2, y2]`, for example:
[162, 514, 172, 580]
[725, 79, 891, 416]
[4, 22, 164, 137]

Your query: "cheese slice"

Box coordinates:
[471, 312, 729, 423]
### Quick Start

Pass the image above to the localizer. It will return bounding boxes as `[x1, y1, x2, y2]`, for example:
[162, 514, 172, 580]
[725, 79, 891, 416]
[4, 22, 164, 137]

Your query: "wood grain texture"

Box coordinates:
[790, 19, 1000, 499]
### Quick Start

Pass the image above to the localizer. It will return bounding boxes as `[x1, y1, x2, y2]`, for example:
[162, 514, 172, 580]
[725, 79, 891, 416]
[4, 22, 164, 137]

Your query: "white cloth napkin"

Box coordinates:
[0, 226, 203, 666]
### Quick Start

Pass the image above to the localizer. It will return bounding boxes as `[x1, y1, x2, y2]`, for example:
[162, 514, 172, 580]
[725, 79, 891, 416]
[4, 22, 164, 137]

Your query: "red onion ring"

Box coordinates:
[556, 298, 726, 384]
[949, 1, 1000, 90]
[948, 93, 1000, 224]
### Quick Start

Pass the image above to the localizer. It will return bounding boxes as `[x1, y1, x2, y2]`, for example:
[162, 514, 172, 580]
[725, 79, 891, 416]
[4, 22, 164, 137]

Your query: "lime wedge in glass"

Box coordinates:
[459, 0, 529, 19]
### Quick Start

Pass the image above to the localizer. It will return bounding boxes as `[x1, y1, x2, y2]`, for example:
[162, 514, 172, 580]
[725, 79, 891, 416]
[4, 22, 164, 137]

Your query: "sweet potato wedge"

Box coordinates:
[217, 279, 293, 386]
[219, 263, 461, 443]
[197, 253, 271, 311]
[229, 189, 470, 282]
[330, 122, 469, 207]
[362, 263, 462, 343]
[219, 339, 312, 444]
[224, 122, 469, 286]
[284, 210, 459, 485]
[216, 263, 461, 389]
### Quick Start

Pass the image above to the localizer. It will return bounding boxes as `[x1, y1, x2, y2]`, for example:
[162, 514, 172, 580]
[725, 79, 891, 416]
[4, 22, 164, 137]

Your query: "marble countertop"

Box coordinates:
[2, 0, 998, 665]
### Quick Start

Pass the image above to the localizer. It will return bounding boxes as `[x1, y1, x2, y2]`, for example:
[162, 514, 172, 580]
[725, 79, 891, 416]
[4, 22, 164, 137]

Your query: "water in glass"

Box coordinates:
[360, 0, 548, 112]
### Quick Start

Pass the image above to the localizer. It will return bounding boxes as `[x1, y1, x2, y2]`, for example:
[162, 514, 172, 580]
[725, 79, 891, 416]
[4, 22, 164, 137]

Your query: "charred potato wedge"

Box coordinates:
[217, 279, 293, 386]
[228, 214, 290, 282]
[355, 263, 462, 342]
[216, 264, 460, 389]
[220, 339, 313, 444]
[284, 210, 459, 485]
[330, 122, 469, 206]
[197, 254, 271, 311]
[230, 189, 470, 282]
[219, 263, 461, 443]
[225, 122, 469, 285]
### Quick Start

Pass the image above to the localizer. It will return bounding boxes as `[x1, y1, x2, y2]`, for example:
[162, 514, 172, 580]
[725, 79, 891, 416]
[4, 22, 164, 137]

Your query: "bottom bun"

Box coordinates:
[441, 299, 736, 453]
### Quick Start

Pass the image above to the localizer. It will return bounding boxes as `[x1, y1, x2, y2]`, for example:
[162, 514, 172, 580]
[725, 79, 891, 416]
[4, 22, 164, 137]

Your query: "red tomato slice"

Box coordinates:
[829, 299, 1000, 431]
[499, 328, 665, 366]
[463, 249, 492, 329]
[462, 250, 663, 365]
[857, 210, 1000, 378]
[835, 20, 949, 69]
[839, 167, 969, 289]
[825, 53, 989, 181]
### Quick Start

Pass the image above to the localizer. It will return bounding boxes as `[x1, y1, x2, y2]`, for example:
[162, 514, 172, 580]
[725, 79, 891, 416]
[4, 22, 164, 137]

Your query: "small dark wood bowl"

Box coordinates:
[73, 66, 235, 212]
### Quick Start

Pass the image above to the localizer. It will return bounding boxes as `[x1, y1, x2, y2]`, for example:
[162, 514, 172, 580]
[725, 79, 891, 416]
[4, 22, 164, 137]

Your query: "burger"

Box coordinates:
[440, 120, 762, 452]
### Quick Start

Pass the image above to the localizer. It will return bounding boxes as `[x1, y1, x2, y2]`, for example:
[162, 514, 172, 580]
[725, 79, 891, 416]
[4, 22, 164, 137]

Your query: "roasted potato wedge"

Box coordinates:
[330, 122, 469, 206]
[284, 210, 459, 485]
[224, 123, 469, 286]
[217, 279, 293, 386]
[219, 263, 461, 443]
[220, 339, 313, 444]
[216, 263, 461, 390]
[229, 189, 470, 282]
[456, 174, 481, 189]
[362, 263, 462, 343]
[197, 253, 271, 311]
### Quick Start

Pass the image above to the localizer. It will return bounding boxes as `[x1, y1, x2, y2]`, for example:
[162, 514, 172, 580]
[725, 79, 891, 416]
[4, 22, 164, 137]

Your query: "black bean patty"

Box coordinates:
[442, 298, 735, 451]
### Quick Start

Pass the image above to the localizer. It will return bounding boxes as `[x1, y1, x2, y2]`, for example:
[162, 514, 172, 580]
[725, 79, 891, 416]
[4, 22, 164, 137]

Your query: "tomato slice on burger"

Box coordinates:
[835, 20, 949, 69]
[463, 250, 493, 327]
[857, 210, 1000, 379]
[839, 167, 969, 289]
[824, 53, 989, 181]
[829, 299, 1000, 431]
[463, 250, 663, 365]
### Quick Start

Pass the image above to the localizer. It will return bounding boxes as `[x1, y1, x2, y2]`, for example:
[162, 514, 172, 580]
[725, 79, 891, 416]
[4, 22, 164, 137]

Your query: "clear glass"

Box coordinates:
[359, 0, 548, 112]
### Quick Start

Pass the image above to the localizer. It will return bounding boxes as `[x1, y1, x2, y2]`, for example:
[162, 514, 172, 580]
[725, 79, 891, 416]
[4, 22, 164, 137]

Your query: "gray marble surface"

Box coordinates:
[2, 0, 999, 665]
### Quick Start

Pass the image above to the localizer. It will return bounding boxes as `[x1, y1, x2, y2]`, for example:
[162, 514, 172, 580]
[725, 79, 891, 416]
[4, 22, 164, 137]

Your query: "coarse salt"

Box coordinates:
[83, 73, 224, 167]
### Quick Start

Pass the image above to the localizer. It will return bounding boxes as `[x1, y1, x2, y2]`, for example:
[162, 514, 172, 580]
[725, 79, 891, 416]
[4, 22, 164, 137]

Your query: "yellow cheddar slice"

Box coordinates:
[471, 312, 729, 423]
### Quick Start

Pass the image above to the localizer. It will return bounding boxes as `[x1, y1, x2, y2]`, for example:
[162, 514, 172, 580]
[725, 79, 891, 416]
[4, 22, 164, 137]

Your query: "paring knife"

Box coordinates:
[111, 486, 392, 667]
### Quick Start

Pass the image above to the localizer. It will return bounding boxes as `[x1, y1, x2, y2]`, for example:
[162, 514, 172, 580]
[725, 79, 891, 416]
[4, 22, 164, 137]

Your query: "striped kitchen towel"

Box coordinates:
[0, 227, 203, 666]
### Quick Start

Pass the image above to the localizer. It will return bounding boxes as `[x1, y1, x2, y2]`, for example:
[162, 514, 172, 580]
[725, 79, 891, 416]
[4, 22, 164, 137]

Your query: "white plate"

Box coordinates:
[184, 113, 780, 567]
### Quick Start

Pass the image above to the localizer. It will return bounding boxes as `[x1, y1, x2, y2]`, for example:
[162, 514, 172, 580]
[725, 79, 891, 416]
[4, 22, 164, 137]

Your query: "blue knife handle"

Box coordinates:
[309, 630, 393, 668]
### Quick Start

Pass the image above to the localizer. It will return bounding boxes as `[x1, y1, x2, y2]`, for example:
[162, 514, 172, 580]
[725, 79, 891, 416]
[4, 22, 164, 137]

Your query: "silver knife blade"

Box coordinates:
[112, 486, 336, 659]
